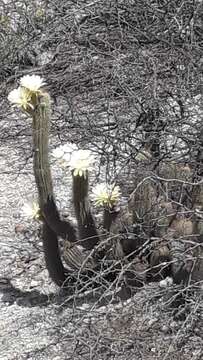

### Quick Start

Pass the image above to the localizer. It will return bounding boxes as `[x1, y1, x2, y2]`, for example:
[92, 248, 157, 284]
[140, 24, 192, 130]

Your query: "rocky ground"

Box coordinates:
[0, 109, 202, 360]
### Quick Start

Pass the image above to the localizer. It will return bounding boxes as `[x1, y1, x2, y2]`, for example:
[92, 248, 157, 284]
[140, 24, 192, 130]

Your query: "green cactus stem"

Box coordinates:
[32, 93, 53, 207]
[31, 93, 65, 285]
[42, 196, 77, 240]
[41, 222, 66, 284]
[72, 171, 100, 250]
[42, 196, 94, 272]
[32, 93, 83, 285]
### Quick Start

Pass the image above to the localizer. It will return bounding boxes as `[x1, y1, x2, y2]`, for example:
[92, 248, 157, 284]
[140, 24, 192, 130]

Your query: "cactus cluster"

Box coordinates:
[8, 75, 203, 288]
[8, 75, 122, 287]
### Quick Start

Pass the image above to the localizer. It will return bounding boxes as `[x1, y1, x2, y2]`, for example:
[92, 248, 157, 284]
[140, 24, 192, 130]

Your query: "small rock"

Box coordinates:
[159, 277, 173, 288]
[114, 302, 122, 309]
[125, 298, 132, 304]
[98, 306, 106, 313]
[194, 327, 200, 335]
[192, 349, 201, 357]
[161, 325, 170, 334]
[15, 224, 26, 233]
[78, 303, 90, 310]
[36, 51, 54, 66]
[170, 321, 179, 330]
[186, 323, 193, 331]
[168, 345, 175, 353]
[30, 280, 39, 288]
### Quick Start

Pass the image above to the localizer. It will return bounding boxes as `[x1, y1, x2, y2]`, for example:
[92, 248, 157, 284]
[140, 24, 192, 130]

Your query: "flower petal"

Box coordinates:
[20, 75, 46, 92]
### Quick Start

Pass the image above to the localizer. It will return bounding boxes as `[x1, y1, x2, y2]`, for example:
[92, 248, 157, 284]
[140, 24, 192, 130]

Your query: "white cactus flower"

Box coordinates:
[8, 87, 33, 110]
[20, 75, 46, 93]
[69, 149, 95, 177]
[21, 201, 41, 220]
[91, 183, 121, 208]
[52, 147, 65, 159]
[52, 143, 78, 161]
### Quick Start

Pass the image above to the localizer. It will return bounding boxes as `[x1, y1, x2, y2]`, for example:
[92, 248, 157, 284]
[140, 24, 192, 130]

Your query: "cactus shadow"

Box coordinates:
[0, 279, 55, 307]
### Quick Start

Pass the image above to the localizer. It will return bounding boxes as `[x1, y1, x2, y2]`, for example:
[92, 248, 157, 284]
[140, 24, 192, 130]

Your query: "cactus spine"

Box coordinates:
[32, 93, 53, 207]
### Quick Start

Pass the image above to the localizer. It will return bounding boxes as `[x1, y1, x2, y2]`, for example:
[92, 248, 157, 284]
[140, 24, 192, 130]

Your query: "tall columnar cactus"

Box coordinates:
[69, 150, 100, 250]
[32, 92, 66, 285]
[8, 75, 82, 286]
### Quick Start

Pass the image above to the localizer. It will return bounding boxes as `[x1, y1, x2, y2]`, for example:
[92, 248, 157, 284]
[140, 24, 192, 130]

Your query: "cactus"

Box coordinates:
[8, 76, 86, 286]
[103, 207, 120, 232]
[91, 182, 121, 231]
[50, 147, 100, 251]
[72, 171, 100, 250]
[32, 94, 95, 283]
[31, 93, 67, 285]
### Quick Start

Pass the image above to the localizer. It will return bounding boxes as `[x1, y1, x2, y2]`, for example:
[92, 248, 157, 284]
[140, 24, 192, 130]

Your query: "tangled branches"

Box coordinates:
[0, 2, 203, 358]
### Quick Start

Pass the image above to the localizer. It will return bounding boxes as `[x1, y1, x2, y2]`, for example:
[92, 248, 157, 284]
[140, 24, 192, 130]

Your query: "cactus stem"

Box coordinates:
[32, 93, 70, 285]
[73, 172, 100, 250]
